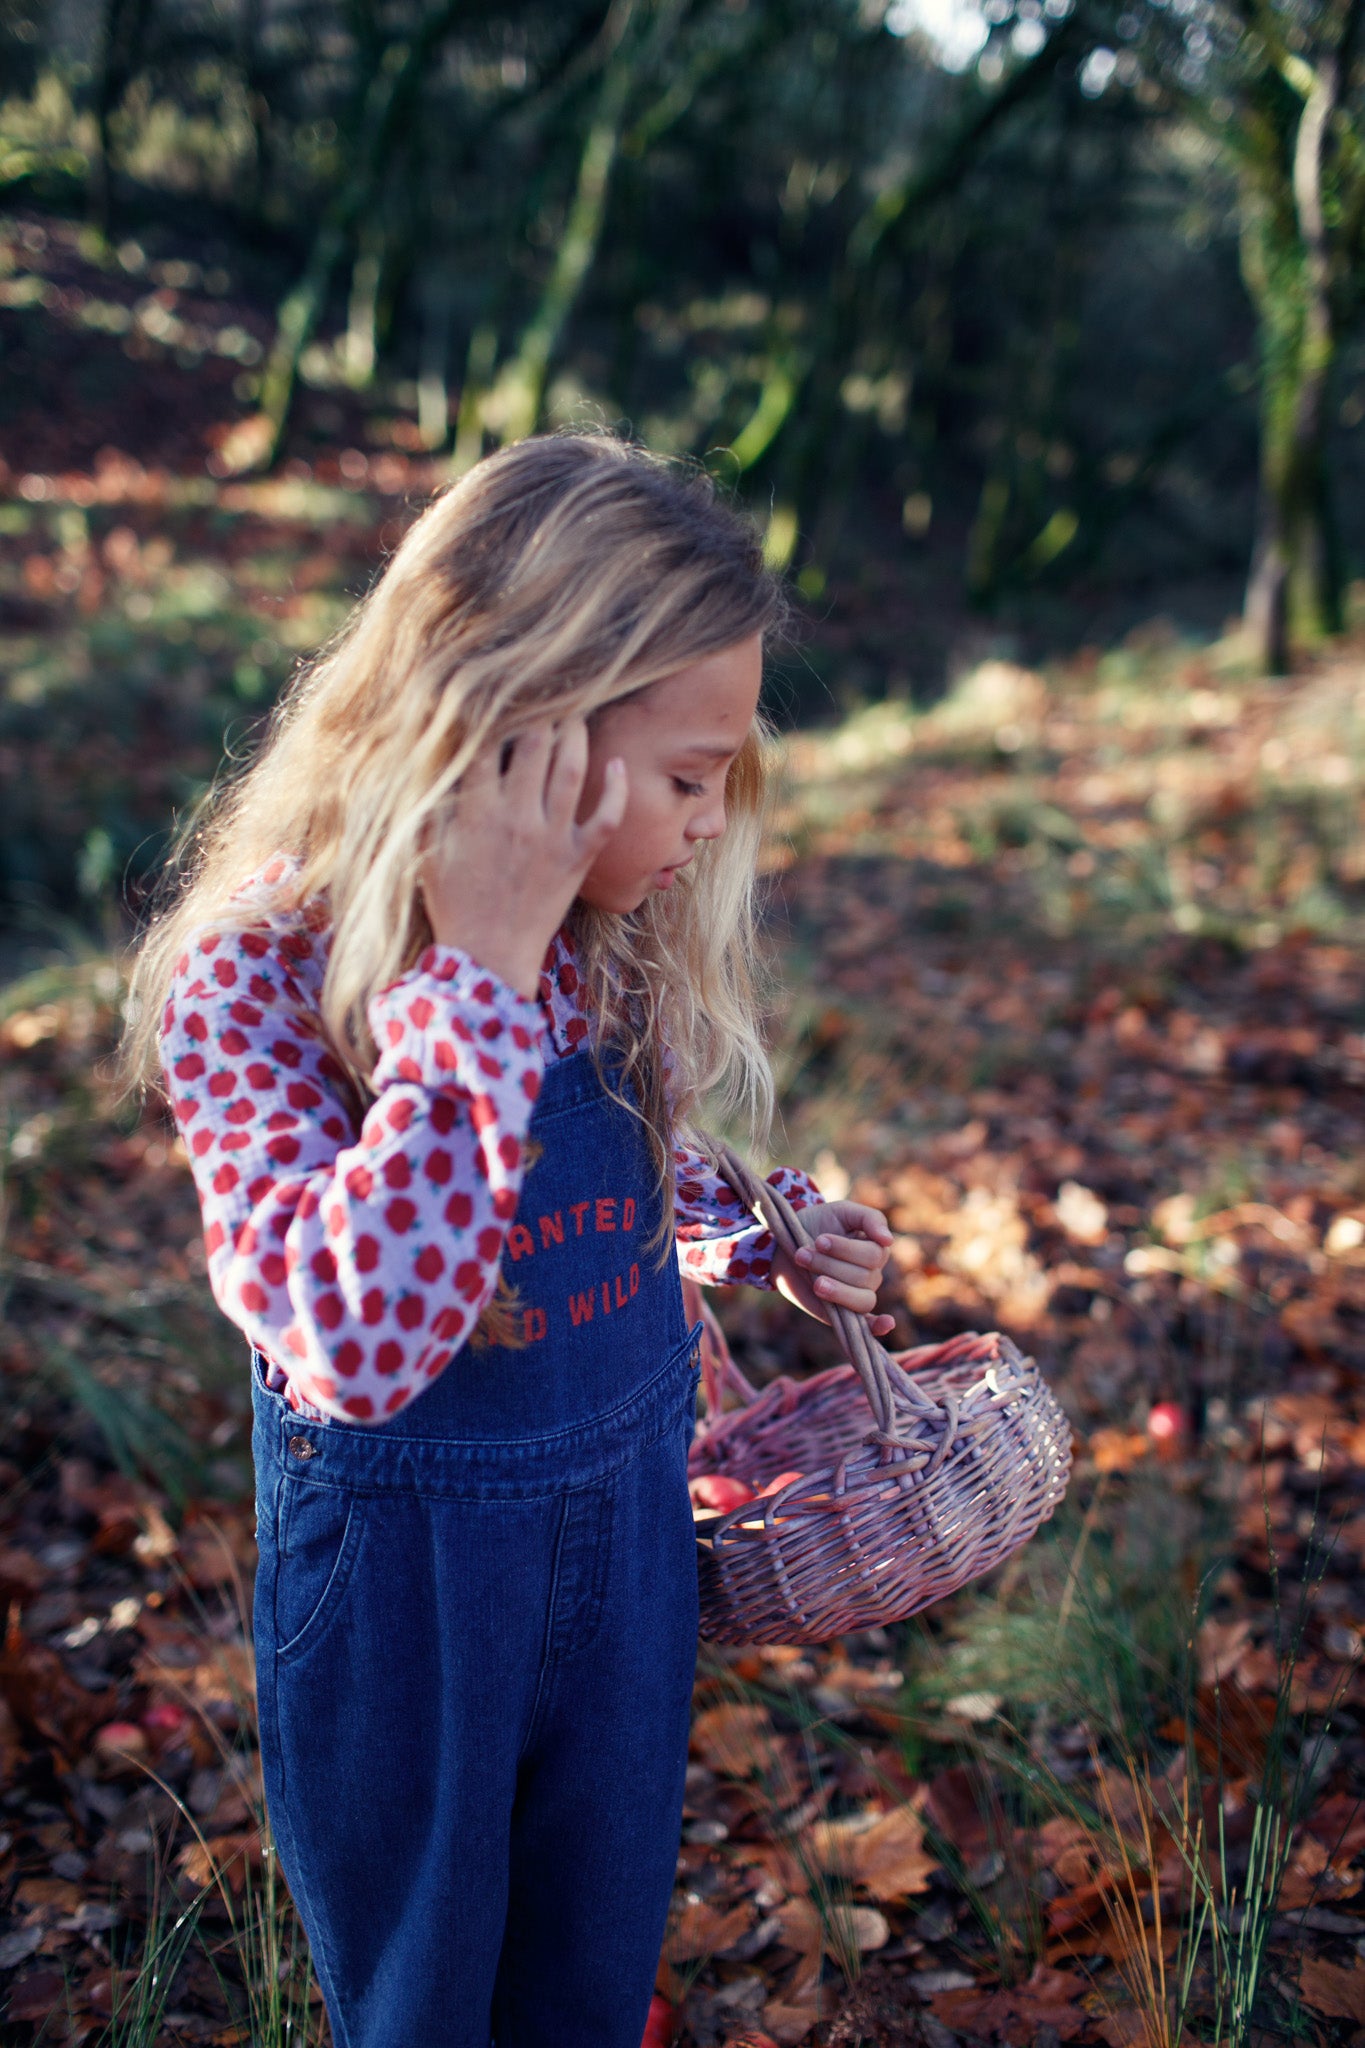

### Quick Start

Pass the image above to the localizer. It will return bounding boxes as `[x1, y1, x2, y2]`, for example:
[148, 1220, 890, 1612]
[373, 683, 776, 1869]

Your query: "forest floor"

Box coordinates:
[3, 204, 1365, 2047]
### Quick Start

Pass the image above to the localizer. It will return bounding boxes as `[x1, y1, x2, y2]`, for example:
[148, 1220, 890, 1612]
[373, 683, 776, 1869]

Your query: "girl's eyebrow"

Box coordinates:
[674, 741, 739, 762]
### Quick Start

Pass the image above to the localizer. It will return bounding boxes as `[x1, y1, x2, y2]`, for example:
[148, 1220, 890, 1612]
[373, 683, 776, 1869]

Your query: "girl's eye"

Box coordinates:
[673, 778, 705, 798]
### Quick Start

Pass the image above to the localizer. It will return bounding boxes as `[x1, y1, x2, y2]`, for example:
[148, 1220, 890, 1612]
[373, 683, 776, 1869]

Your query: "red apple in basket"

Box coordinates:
[689, 1474, 755, 1516]
[738, 1471, 809, 1529]
[755, 1470, 804, 1497]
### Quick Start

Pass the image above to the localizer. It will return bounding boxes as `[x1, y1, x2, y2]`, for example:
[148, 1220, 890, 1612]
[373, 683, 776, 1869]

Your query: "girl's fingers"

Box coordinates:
[805, 1258, 885, 1296]
[578, 756, 628, 846]
[543, 718, 589, 826]
[450, 739, 501, 809]
[823, 1200, 894, 1245]
[461, 742, 496, 785]
[811, 1275, 879, 1314]
[796, 1234, 885, 1272]
[503, 722, 553, 794]
[810, 1262, 877, 1296]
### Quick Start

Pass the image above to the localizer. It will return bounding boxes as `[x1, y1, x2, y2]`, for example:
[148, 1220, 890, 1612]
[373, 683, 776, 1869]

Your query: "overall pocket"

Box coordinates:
[274, 1477, 366, 1662]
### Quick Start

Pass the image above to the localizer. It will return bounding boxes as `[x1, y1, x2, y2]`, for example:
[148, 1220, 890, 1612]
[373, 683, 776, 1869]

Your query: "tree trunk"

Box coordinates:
[1243, 368, 1338, 676]
[417, 269, 455, 450]
[341, 229, 384, 388]
[1243, 349, 1338, 678]
[451, 322, 498, 474]
[777, 20, 1083, 554]
[90, 0, 154, 235]
[1243, 0, 1361, 670]
[255, 3, 466, 467]
[489, 2, 640, 446]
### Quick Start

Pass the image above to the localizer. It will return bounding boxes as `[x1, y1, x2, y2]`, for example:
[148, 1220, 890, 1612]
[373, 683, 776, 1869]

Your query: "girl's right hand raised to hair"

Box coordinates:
[421, 720, 627, 999]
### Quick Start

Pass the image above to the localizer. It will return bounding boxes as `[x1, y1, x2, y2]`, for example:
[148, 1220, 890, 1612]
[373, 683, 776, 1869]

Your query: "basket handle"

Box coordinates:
[712, 1141, 920, 1444]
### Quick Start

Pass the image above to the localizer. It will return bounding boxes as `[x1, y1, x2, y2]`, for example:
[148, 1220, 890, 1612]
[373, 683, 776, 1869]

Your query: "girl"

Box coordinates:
[126, 433, 896, 2048]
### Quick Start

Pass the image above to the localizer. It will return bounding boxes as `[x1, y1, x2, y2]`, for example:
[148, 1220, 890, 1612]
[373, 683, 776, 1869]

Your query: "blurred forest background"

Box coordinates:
[4, 0, 1365, 914]
[4, 3, 1365, 2046]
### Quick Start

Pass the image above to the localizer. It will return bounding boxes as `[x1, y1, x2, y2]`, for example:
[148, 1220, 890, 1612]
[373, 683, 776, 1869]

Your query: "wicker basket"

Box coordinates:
[687, 1146, 1073, 1646]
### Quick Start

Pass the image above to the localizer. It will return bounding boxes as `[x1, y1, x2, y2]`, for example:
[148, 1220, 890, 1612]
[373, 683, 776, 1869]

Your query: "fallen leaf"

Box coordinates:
[0, 1546, 46, 1599]
[176, 1829, 264, 1896]
[1298, 1954, 1365, 2023]
[773, 1897, 824, 1982]
[1088, 1428, 1150, 1474]
[14, 1876, 85, 1913]
[136, 1642, 255, 1721]
[1038, 1817, 1107, 1886]
[80, 1968, 136, 2019]
[1056, 1181, 1109, 1245]
[1091, 2010, 1153, 2047]
[5, 1971, 68, 2023]
[773, 1894, 886, 1973]
[0, 1613, 118, 1758]
[0, 1926, 43, 1969]
[1152, 1193, 1196, 1245]
[1046, 1869, 1119, 1938]
[934, 1962, 1090, 2041]
[1189, 1682, 1276, 1777]
[761, 1995, 823, 2046]
[924, 1763, 1001, 1865]
[850, 1803, 937, 1901]
[178, 1510, 256, 1591]
[132, 1503, 178, 1564]
[1196, 1616, 1253, 1686]
[0, 1690, 21, 1789]
[1305, 1790, 1365, 1859]
[693, 1703, 775, 1780]
[664, 1896, 753, 1963]
[945, 1690, 1002, 1722]
[1277, 1831, 1331, 1913]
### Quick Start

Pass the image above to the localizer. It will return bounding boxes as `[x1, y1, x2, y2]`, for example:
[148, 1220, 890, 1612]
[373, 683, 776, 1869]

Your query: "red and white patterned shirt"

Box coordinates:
[159, 864, 820, 1425]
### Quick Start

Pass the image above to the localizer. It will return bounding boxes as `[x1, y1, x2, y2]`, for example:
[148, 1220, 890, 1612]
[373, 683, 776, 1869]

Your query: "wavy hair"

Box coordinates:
[123, 432, 788, 1228]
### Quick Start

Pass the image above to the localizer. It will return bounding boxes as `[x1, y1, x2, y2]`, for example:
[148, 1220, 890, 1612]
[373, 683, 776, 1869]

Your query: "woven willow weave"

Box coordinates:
[687, 1147, 1073, 1646]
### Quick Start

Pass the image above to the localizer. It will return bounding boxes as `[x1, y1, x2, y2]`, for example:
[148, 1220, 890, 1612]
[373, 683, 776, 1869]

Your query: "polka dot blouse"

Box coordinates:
[160, 865, 821, 1426]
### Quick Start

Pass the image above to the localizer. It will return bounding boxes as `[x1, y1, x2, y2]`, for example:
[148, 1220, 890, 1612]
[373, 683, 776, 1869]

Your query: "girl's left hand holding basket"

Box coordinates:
[772, 1201, 897, 1337]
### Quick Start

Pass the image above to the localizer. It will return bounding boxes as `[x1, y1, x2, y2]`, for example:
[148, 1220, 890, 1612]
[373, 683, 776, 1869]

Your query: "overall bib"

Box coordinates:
[250, 1050, 702, 2048]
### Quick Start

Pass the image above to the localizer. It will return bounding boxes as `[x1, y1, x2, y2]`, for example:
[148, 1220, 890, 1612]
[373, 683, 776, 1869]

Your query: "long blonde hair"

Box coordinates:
[124, 432, 787, 1217]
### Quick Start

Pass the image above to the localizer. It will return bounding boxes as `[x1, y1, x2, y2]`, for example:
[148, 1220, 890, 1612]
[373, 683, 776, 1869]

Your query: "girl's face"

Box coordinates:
[576, 634, 763, 914]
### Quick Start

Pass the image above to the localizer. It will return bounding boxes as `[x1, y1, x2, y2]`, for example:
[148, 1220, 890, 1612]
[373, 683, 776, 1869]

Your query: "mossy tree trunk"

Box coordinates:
[1239, 0, 1363, 672]
[255, 0, 475, 468]
[485, 0, 646, 447]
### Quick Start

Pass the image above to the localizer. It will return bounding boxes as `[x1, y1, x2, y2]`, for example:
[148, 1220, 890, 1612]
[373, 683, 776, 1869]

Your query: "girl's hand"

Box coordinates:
[421, 719, 627, 999]
[771, 1200, 897, 1338]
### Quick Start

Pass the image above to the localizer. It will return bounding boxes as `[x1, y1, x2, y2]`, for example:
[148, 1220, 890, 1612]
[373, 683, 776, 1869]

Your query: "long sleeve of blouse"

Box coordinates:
[673, 1144, 821, 1286]
[161, 898, 822, 1424]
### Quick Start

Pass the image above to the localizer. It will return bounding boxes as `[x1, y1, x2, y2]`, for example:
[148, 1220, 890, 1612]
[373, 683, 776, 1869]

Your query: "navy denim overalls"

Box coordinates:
[250, 1049, 702, 2048]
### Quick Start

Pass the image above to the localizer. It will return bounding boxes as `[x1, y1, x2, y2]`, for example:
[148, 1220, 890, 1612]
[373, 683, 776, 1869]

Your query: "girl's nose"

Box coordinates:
[687, 793, 727, 842]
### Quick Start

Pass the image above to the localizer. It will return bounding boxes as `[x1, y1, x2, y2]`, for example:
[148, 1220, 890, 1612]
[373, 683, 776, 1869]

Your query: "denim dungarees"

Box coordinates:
[250, 1049, 702, 2048]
